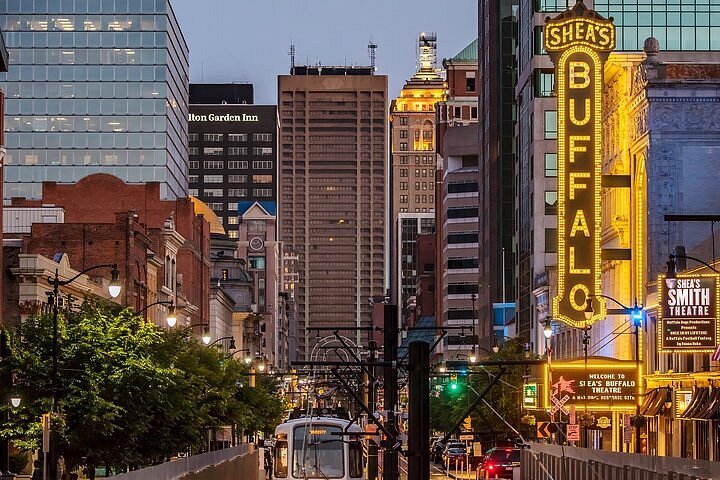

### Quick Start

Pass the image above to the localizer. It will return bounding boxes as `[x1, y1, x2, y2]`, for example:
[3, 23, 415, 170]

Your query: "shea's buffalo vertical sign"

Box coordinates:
[658, 274, 720, 353]
[545, 2, 615, 328]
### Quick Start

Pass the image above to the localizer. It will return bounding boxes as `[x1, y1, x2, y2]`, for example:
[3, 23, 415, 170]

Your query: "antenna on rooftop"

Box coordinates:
[368, 41, 377, 72]
[289, 43, 296, 72]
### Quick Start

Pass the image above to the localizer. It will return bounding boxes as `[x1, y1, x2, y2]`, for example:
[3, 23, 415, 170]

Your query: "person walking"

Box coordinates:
[31, 460, 43, 480]
[264, 447, 273, 479]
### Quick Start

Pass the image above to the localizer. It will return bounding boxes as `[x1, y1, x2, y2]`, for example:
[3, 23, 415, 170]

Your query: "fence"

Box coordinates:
[521, 443, 720, 480]
[108, 444, 256, 480]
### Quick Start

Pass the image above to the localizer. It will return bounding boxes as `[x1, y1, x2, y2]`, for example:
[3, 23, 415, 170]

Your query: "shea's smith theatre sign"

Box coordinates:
[545, 1, 615, 328]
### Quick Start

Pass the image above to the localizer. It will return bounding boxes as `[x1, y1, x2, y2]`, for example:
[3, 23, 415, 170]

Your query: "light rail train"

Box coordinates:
[272, 409, 364, 479]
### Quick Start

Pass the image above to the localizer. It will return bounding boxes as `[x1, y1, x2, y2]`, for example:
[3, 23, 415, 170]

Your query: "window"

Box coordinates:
[400, 155, 408, 165]
[400, 182, 408, 190]
[188, 133, 199, 142]
[253, 133, 273, 141]
[249, 256, 266, 270]
[544, 111, 558, 139]
[545, 153, 557, 177]
[227, 202, 238, 211]
[399, 142, 408, 151]
[400, 195, 408, 204]
[454, 106, 461, 118]
[189, 161, 199, 169]
[415, 169, 420, 177]
[229, 175, 248, 183]
[415, 195, 420, 203]
[400, 169, 408, 178]
[253, 147, 273, 155]
[203, 133, 223, 142]
[188, 175, 198, 183]
[204, 161, 223, 169]
[253, 175, 273, 183]
[204, 175, 223, 183]
[253, 161, 273, 169]
[228, 146, 248, 155]
[471, 107, 478, 119]
[254, 188, 272, 197]
[415, 156, 421, 165]
[228, 230, 238, 239]
[399, 116, 408, 126]
[189, 146, 199, 155]
[349, 440, 363, 478]
[228, 161, 248, 169]
[208, 203, 223, 211]
[292, 426, 344, 479]
[189, 188, 199, 196]
[545, 228, 558, 253]
[545, 191, 558, 215]
[228, 217, 239, 225]
[204, 189, 223, 197]
[228, 188, 248, 197]
[415, 182, 420, 190]
[274, 441, 288, 478]
[399, 130, 408, 139]
[466, 75, 476, 92]
[203, 147, 224, 155]
[228, 133, 248, 142]
[536, 71, 554, 97]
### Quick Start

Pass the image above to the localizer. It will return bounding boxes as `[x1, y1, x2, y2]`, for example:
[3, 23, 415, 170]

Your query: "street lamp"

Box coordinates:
[257, 359, 266, 372]
[186, 322, 211, 345]
[543, 319, 553, 340]
[207, 336, 235, 350]
[9, 391, 20, 409]
[666, 253, 719, 288]
[135, 300, 176, 326]
[492, 337, 500, 354]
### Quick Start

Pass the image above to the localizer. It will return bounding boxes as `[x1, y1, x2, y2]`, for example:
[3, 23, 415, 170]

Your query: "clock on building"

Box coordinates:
[249, 237, 264, 251]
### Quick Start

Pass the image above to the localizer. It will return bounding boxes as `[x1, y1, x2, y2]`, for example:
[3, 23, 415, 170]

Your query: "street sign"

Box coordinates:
[537, 421, 551, 438]
[597, 416, 611, 429]
[459, 434, 474, 441]
[567, 424, 580, 441]
[524, 383, 538, 408]
[550, 394, 570, 416]
[42, 413, 50, 453]
[569, 405, 576, 425]
[624, 426, 633, 444]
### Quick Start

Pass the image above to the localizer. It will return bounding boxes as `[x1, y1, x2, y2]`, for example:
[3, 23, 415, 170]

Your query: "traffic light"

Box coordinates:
[631, 303, 644, 327]
[463, 416, 472, 431]
[449, 374, 459, 391]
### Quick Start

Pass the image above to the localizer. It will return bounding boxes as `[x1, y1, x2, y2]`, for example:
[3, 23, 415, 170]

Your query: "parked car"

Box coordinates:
[480, 447, 520, 479]
[442, 441, 467, 469]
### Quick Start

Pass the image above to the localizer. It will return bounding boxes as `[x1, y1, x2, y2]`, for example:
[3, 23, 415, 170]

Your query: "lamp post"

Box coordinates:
[135, 300, 176, 327]
[46, 263, 121, 480]
[207, 336, 235, 350]
[584, 295, 644, 453]
[185, 322, 211, 345]
[470, 293, 477, 364]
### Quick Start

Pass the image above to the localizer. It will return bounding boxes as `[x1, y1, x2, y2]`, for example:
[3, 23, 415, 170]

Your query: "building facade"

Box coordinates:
[0, 27, 7, 323]
[188, 85, 278, 239]
[0, 1, 189, 201]
[278, 65, 387, 359]
[389, 33, 446, 313]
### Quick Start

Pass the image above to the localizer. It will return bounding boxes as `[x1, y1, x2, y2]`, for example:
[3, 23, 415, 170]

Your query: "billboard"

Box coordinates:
[658, 274, 720, 353]
[543, 359, 639, 411]
[545, 2, 615, 328]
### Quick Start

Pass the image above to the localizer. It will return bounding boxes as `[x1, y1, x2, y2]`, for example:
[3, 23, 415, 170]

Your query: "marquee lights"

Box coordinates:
[545, 3, 615, 328]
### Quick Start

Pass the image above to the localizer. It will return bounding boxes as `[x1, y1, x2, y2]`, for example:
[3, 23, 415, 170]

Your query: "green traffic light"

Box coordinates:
[450, 382, 458, 391]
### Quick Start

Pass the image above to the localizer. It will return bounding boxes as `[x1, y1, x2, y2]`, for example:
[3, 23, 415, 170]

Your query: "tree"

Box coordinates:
[0, 297, 286, 475]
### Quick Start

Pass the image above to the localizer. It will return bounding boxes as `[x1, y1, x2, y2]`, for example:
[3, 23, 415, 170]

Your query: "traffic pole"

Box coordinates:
[407, 341, 429, 480]
[383, 304, 398, 480]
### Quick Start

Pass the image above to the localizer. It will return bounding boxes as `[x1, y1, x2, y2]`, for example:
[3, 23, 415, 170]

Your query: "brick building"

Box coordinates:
[7, 174, 210, 331]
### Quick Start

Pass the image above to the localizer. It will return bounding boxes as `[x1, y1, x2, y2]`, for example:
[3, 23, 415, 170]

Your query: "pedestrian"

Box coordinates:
[31, 459, 42, 480]
[264, 447, 273, 479]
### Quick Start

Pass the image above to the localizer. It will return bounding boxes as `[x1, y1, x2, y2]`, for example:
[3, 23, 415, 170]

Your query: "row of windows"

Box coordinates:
[399, 194, 434, 204]
[6, 132, 167, 149]
[447, 182, 478, 194]
[9, 47, 167, 67]
[2, 64, 168, 83]
[448, 232, 478, 244]
[189, 132, 273, 142]
[398, 168, 433, 178]
[397, 155, 434, 165]
[193, 188, 273, 198]
[189, 146, 272, 156]
[2, 80, 166, 101]
[4, 148, 165, 166]
[4, 114, 166, 133]
[190, 174, 273, 184]
[4, 98, 167, 116]
[2, 30, 169, 49]
[199, 160, 273, 170]
[2, 14, 168, 32]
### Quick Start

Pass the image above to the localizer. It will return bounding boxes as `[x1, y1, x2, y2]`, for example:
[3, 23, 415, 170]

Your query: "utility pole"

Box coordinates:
[367, 340, 378, 480]
[408, 341, 430, 480]
[383, 304, 399, 480]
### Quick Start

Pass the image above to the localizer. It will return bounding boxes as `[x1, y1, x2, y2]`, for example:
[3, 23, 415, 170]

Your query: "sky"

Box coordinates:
[172, 0, 478, 105]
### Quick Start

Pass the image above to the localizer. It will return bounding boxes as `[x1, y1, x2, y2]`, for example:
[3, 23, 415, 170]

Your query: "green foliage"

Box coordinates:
[0, 298, 286, 473]
[430, 339, 536, 443]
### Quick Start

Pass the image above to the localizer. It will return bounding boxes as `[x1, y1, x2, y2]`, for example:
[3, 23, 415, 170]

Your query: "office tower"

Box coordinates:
[188, 84, 278, 239]
[0, 1, 189, 200]
[0, 28, 7, 323]
[478, 0, 518, 345]
[278, 64, 387, 359]
[389, 33, 445, 318]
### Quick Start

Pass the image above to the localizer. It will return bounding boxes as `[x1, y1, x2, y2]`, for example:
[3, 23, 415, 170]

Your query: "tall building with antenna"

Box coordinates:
[277, 48, 387, 359]
[388, 33, 446, 325]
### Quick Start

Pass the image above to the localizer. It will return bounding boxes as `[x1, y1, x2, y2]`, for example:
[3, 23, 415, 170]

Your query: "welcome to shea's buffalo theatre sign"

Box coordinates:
[545, 1, 615, 328]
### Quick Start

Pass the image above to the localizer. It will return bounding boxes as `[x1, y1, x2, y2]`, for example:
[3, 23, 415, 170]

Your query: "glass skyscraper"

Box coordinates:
[0, 0, 189, 201]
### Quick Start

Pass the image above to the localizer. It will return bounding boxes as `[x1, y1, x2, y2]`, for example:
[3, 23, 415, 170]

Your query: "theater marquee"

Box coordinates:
[658, 274, 720, 353]
[545, 2, 615, 328]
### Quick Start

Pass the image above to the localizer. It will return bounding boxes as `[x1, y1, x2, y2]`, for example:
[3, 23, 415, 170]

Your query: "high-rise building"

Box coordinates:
[188, 84, 278, 239]
[515, 0, 720, 357]
[478, 0, 518, 345]
[0, 1, 189, 201]
[278, 64, 387, 359]
[0, 27, 8, 322]
[389, 34, 446, 314]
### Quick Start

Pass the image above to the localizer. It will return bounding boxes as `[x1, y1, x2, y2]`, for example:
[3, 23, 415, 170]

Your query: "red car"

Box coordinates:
[480, 447, 520, 479]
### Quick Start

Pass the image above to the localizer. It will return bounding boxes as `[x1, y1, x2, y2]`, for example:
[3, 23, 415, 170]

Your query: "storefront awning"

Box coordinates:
[680, 386, 709, 419]
[640, 387, 671, 416]
[695, 387, 720, 420]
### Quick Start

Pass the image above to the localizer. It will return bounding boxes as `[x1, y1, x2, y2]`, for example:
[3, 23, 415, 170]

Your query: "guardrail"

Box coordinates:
[108, 444, 254, 480]
[522, 443, 720, 480]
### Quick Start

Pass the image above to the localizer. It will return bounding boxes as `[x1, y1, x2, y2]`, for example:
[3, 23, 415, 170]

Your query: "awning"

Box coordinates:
[640, 387, 671, 416]
[681, 386, 709, 419]
[695, 387, 720, 420]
